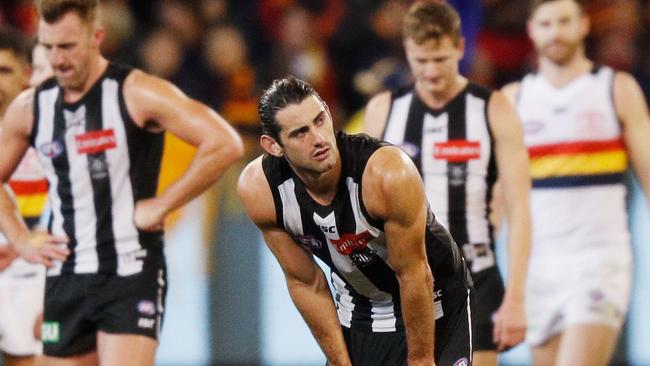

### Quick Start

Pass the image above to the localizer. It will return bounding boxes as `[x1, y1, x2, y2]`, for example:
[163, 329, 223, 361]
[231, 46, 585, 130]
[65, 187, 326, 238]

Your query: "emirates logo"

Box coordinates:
[434, 140, 481, 162]
[330, 231, 374, 255]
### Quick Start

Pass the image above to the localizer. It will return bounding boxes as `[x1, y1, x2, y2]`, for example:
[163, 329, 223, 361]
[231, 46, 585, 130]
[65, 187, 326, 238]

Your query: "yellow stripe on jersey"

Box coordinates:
[16, 193, 48, 218]
[530, 150, 628, 179]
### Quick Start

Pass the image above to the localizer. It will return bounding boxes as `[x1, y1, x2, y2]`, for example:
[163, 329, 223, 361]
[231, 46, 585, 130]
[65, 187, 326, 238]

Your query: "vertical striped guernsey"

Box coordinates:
[263, 132, 469, 332]
[30, 63, 164, 276]
[381, 83, 498, 272]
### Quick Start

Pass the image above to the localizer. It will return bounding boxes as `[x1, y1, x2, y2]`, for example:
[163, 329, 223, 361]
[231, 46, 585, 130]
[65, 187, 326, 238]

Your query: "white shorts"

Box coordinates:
[526, 244, 632, 346]
[0, 258, 45, 356]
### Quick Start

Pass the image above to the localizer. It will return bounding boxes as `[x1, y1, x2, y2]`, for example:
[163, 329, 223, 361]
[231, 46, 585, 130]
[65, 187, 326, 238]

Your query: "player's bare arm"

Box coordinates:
[488, 90, 532, 351]
[0, 89, 69, 265]
[613, 71, 650, 200]
[123, 70, 244, 231]
[363, 146, 435, 366]
[237, 157, 352, 366]
[362, 91, 392, 138]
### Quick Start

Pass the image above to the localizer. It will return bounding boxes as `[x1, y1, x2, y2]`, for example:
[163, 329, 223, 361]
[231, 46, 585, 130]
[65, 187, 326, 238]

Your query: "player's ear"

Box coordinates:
[260, 135, 283, 157]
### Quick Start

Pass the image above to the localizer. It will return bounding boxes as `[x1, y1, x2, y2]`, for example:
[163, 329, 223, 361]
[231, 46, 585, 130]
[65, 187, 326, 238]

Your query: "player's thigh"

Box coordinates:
[472, 350, 497, 366]
[96, 332, 157, 366]
[44, 352, 98, 366]
[531, 333, 560, 366]
[3, 354, 35, 366]
[555, 324, 618, 366]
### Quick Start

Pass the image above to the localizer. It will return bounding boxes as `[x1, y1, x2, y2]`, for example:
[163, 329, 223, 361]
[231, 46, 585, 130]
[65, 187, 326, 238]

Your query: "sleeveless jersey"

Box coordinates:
[382, 84, 497, 272]
[31, 63, 164, 276]
[516, 66, 630, 253]
[263, 132, 469, 332]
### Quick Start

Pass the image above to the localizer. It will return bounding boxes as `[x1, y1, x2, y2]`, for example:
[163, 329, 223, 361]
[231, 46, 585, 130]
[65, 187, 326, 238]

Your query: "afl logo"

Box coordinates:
[523, 120, 545, 135]
[453, 358, 469, 366]
[39, 141, 64, 158]
[294, 235, 322, 251]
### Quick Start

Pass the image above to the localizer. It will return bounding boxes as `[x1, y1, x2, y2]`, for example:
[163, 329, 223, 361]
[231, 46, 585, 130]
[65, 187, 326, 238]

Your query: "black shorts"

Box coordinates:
[42, 265, 167, 357]
[471, 265, 505, 351]
[337, 289, 472, 366]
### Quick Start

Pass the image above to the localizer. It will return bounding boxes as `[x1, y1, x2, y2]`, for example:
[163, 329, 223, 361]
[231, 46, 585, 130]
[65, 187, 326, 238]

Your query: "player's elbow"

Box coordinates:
[205, 128, 245, 168]
[395, 259, 433, 288]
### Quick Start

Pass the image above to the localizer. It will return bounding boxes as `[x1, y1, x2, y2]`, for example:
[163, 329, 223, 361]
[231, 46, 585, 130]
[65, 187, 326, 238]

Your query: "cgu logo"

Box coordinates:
[320, 225, 336, 234]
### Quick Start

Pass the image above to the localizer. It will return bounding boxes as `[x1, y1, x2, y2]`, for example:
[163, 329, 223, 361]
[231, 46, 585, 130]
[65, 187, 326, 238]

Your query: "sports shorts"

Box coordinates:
[461, 242, 504, 351]
[336, 288, 472, 366]
[0, 259, 45, 356]
[42, 265, 167, 356]
[526, 245, 631, 346]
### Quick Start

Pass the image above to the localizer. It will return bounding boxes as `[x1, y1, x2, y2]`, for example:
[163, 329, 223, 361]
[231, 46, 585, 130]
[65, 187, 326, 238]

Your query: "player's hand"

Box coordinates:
[134, 198, 167, 232]
[33, 311, 43, 340]
[493, 296, 526, 351]
[15, 232, 69, 267]
[0, 245, 18, 272]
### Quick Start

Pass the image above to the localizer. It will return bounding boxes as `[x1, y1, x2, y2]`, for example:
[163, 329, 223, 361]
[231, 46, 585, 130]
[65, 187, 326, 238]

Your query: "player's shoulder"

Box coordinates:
[501, 81, 521, 103]
[237, 155, 278, 227]
[238, 156, 265, 190]
[365, 145, 419, 188]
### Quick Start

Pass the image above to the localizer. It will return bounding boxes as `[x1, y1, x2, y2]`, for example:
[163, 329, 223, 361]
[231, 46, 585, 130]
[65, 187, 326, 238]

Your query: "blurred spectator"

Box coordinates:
[584, 0, 641, 72]
[137, 26, 211, 103]
[469, 0, 533, 88]
[328, 0, 409, 119]
[203, 24, 260, 141]
[269, 4, 338, 113]
[0, 0, 37, 35]
[99, 0, 136, 64]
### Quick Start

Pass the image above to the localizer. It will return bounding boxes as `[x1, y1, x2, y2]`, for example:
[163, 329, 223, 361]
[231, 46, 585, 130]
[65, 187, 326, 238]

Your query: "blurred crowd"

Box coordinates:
[1, 0, 649, 143]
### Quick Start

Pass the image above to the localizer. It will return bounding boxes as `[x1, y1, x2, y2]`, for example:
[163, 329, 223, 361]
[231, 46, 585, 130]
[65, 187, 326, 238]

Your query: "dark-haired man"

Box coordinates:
[0, 1, 244, 365]
[238, 75, 473, 366]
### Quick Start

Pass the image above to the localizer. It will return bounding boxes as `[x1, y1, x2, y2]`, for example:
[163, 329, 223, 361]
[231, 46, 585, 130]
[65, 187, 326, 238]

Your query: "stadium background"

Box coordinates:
[1, 0, 649, 365]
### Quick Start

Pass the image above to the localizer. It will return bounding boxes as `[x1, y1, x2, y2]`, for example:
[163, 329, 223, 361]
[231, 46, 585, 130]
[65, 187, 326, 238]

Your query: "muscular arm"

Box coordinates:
[237, 158, 351, 366]
[613, 72, 650, 200]
[123, 71, 244, 230]
[363, 147, 435, 366]
[362, 92, 392, 138]
[488, 91, 532, 350]
[0, 89, 68, 265]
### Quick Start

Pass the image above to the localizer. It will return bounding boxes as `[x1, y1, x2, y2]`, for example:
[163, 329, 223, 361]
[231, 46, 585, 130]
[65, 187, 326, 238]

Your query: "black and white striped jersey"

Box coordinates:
[30, 63, 164, 277]
[382, 84, 498, 273]
[262, 132, 469, 333]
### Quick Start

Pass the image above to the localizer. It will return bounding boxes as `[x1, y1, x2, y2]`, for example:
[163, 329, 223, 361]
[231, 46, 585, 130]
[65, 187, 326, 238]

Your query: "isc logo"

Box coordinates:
[320, 225, 336, 233]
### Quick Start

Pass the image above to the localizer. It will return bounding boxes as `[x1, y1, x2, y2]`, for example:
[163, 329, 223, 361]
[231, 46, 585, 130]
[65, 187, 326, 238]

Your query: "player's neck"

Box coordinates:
[416, 75, 468, 110]
[295, 154, 342, 206]
[62, 56, 109, 104]
[538, 52, 592, 88]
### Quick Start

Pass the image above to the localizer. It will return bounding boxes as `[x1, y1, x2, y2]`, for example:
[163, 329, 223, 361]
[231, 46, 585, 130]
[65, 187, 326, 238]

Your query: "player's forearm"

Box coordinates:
[397, 264, 435, 364]
[505, 196, 531, 301]
[287, 275, 352, 366]
[0, 184, 30, 246]
[158, 137, 243, 214]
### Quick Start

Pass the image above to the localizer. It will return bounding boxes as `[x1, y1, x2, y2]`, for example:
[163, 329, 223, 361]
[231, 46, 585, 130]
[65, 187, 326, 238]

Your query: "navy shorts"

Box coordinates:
[42, 265, 167, 356]
[333, 288, 472, 366]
